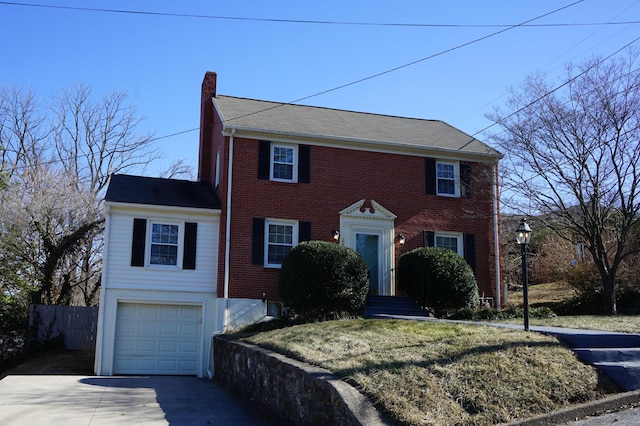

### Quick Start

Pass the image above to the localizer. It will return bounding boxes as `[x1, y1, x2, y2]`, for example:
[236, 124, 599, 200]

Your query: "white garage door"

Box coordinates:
[114, 303, 202, 375]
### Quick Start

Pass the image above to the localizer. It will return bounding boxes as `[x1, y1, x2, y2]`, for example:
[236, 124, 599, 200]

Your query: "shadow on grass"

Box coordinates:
[331, 339, 564, 378]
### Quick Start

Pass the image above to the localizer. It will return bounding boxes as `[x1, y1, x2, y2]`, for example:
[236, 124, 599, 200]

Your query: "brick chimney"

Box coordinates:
[198, 71, 217, 182]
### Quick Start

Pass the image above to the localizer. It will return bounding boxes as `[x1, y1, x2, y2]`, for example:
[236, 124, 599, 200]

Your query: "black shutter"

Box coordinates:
[183, 222, 198, 270]
[425, 158, 436, 195]
[461, 162, 472, 198]
[258, 140, 270, 180]
[131, 218, 147, 267]
[252, 218, 266, 265]
[423, 230, 434, 247]
[464, 233, 476, 272]
[299, 221, 311, 242]
[298, 145, 310, 183]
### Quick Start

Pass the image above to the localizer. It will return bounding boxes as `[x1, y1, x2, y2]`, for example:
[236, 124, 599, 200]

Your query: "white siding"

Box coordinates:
[104, 205, 219, 294]
[95, 203, 221, 378]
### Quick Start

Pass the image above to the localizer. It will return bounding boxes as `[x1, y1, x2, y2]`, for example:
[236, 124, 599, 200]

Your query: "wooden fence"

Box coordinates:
[29, 305, 99, 351]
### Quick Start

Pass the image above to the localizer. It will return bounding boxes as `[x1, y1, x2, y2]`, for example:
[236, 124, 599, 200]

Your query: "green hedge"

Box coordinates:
[279, 241, 370, 320]
[399, 247, 478, 315]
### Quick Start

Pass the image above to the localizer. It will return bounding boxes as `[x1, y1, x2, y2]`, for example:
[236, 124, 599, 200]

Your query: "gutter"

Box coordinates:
[222, 127, 503, 162]
[492, 162, 503, 307]
[223, 128, 235, 331]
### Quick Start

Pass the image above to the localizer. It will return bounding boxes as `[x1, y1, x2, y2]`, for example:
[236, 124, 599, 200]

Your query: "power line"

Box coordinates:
[465, 34, 640, 147]
[0, 0, 636, 28]
[222, 0, 586, 124]
[12, 0, 586, 150]
[5, 0, 628, 169]
[2, 0, 589, 164]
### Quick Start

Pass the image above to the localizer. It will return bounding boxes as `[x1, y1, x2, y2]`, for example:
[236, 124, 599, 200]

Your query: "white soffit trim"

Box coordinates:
[222, 126, 500, 162]
[106, 201, 222, 217]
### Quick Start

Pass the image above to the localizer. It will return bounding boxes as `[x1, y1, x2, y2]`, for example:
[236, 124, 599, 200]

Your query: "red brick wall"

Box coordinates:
[199, 70, 501, 305]
[212, 135, 499, 303]
[198, 72, 217, 182]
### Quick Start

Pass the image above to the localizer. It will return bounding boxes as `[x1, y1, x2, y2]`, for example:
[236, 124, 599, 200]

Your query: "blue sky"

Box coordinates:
[2, 0, 639, 177]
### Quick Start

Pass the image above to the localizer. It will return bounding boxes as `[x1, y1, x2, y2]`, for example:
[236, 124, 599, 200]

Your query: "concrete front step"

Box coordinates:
[545, 331, 640, 391]
[573, 347, 640, 364]
[592, 361, 640, 391]
[554, 333, 640, 349]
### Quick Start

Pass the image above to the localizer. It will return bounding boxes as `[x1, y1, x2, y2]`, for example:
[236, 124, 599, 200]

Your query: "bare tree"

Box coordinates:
[0, 86, 48, 182]
[51, 85, 160, 194]
[489, 50, 640, 315]
[0, 84, 168, 306]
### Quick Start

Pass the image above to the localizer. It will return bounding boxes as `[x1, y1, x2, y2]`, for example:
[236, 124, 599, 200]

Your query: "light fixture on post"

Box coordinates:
[332, 229, 340, 242]
[515, 218, 532, 331]
[398, 234, 406, 245]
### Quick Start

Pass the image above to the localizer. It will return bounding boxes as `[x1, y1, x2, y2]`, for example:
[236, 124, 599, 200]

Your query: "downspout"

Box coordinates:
[223, 128, 235, 331]
[94, 204, 110, 375]
[492, 162, 503, 307]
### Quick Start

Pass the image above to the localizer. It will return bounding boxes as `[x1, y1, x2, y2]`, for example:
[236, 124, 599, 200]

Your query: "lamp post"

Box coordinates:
[516, 218, 532, 331]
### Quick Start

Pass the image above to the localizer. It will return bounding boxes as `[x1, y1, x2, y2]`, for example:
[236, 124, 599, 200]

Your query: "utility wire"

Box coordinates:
[0, 0, 634, 28]
[463, 34, 640, 148]
[1, 0, 588, 167]
[1, 0, 616, 168]
[222, 0, 586, 124]
[83, 0, 593, 144]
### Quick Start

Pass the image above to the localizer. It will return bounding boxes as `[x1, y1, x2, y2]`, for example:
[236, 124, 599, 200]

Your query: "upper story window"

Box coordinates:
[436, 161, 459, 196]
[131, 218, 198, 270]
[271, 144, 298, 182]
[426, 158, 468, 198]
[258, 141, 310, 184]
[150, 223, 180, 265]
[214, 149, 221, 187]
[265, 219, 298, 267]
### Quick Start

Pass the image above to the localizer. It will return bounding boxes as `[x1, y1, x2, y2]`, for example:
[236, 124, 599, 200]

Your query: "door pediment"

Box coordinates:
[339, 199, 397, 221]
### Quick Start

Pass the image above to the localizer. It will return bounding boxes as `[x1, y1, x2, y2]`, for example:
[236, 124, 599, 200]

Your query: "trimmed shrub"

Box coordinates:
[445, 306, 557, 321]
[399, 247, 478, 315]
[279, 241, 370, 321]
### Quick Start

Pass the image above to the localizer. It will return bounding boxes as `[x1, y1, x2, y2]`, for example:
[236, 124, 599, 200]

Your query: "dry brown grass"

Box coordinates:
[497, 315, 640, 334]
[510, 281, 576, 307]
[505, 282, 640, 333]
[238, 319, 618, 425]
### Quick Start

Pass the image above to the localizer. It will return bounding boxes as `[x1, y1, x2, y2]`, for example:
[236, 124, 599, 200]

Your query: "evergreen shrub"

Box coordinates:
[279, 241, 370, 320]
[399, 247, 478, 315]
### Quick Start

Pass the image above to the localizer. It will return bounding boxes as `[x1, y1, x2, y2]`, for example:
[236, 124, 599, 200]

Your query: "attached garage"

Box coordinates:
[114, 303, 202, 375]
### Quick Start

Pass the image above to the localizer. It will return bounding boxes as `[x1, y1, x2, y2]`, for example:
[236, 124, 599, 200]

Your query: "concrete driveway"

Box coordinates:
[0, 375, 268, 425]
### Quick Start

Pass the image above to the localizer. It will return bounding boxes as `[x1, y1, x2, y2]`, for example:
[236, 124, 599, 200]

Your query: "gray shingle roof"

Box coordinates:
[105, 174, 221, 210]
[214, 95, 501, 158]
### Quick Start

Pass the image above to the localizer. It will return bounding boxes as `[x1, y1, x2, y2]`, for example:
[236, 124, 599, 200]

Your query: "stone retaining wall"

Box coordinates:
[213, 335, 388, 426]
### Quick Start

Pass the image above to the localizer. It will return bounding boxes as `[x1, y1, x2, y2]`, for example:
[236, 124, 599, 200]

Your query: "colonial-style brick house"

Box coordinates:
[95, 72, 502, 377]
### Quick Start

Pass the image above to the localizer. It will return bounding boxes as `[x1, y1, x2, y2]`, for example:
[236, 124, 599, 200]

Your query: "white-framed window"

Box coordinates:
[435, 232, 463, 257]
[264, 219, 298, 268]
[149, 222, 182, 266]
[214, 148, 221, 187]
[436, 161, 460, 197]
[270, 144, 298, 182]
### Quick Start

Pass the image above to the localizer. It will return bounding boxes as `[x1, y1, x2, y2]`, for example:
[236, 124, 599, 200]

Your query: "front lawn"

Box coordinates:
[237, 319, 619, 425]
